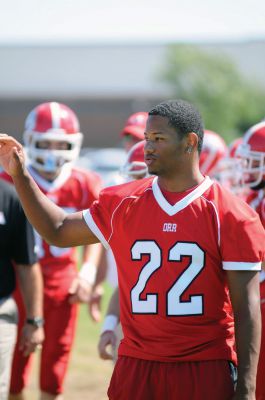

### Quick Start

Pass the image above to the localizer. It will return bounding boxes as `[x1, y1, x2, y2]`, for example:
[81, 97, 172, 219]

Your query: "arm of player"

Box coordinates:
[86, 245, 106, 322]
[98, 287, 120, 360]
[16, 262, 45, 356]
[68, 243, 103, 307]
[0, 134, 98, 247]
[227, 270, 261, 400]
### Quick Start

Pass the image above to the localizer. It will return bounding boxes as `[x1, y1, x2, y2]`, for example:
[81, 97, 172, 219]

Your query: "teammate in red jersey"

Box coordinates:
[0, 102, 102, 400]
[237, 121, 265, 400]
[0, 99, 264, 400]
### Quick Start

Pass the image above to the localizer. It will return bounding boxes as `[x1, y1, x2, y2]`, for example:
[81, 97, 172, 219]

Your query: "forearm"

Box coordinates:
[79, 243, 103, 285]
[227, 270, 261, 397]
[82, 243, 103, 267]
[107, 287, 120, 319]
[233, 288, 261, 395]
[16, 263, 43, 319]
[13, 170, 67, 245]
[101, 287, 120, 333]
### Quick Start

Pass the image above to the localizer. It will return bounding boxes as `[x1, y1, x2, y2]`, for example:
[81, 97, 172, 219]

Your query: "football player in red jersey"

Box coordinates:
[236, 121, 265, 400]
[0, 99, 264, 400]
[0, 102, 103, 400]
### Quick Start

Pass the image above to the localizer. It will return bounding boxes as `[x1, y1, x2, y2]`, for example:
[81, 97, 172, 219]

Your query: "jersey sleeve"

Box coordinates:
[219, 193, 265, 271]
[82, 187, 120, 249]
[74, 168, 103, 210]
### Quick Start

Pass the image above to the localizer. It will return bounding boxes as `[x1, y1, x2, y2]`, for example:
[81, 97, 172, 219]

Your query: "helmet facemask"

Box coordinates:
[24, 129, 83, 173]
[237, 144, 265, 189]
[120, 140, 148, 180]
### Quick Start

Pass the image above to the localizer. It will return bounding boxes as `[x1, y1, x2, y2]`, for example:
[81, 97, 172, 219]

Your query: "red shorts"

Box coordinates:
[256, 281, 265, 400]
[10, 286, 78, 395]
[108, 356, 236, 400]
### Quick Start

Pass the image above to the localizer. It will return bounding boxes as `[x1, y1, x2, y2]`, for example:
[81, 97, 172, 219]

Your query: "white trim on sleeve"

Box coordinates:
[82, 209, 110, 249]
[223, 261, 261, 271]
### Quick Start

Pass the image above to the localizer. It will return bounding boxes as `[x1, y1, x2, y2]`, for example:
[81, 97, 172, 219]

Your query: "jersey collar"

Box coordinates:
[152, 176, 213, 216]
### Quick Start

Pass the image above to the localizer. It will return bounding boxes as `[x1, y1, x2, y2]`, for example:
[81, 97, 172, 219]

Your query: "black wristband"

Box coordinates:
[26, 317, 44, 328]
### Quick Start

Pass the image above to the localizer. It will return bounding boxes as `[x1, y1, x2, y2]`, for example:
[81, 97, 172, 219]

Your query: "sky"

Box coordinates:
[1, 0, 265, 44]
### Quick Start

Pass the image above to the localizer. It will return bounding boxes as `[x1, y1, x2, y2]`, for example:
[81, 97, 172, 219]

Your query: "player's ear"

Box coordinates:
[185, 132, 198, 154]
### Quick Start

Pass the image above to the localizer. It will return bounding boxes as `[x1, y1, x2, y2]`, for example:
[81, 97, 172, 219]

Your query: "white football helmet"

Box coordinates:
[23, 102, 83, 172]
[236, 121, 265, 188]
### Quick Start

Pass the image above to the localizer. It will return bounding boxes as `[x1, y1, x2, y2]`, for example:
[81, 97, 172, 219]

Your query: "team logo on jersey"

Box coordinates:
[163, 222, 177, 232]
[0, 212, 6, 224]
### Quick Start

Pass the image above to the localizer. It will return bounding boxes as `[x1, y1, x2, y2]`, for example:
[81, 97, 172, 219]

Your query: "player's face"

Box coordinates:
[36, 140, 69, 150]
[144, 115, 187, 178]
[34, 140, 70, 181]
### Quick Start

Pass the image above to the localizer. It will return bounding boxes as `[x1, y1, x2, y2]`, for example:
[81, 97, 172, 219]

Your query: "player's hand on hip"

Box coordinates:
[0, 134, 25, 176]
[98, 330, 117, 360]
[19, 324, 45, 357]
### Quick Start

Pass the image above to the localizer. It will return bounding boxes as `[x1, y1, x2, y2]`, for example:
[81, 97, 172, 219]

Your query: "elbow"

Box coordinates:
[45, 235, 66, 247]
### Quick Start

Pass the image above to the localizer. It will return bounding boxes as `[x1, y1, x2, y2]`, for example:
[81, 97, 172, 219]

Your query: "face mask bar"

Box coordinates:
[24, 130, 83, 172]
[120, 161, 148, 179]
[237, 144, 265, 188]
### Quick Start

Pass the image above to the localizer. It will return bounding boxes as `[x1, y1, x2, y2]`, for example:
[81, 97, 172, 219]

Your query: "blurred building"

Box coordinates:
[0, 40, 264, 147]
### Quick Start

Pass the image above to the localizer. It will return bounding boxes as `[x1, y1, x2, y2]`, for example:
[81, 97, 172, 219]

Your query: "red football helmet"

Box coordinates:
[228, 137, 243, 159]
[120, 112, 148, 140]
[121, 140, 148, 179]
[236, 121, 265, 188]
[199, 130, 227, 177]
[23, 102, 83, 172]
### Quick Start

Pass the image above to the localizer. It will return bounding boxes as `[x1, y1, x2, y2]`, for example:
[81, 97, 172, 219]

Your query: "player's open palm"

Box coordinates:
[0, 134, 25, 176]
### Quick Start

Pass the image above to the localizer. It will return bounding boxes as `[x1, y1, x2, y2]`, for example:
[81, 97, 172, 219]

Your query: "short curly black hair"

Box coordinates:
[149, 99, 204, 153]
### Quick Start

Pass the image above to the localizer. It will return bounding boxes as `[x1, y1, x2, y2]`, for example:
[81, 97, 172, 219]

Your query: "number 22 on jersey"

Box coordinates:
[130, 241, 205, 316]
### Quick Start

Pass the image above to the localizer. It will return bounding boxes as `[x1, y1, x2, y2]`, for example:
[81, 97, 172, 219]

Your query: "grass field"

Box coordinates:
[24, 284, 114, 400]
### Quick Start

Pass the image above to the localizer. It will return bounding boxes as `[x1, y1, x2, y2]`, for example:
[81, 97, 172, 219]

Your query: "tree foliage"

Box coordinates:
[159, 44, 265, 142]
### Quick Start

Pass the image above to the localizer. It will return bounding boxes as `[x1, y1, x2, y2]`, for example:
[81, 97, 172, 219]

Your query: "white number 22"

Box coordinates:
[131, 241, 205, 316]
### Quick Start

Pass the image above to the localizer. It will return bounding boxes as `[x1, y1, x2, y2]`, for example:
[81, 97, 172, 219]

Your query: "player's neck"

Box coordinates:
[157, 170, 204, 193]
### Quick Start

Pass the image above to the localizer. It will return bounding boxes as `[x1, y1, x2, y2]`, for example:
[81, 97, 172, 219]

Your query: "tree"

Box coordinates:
[159, 44, 265, 141]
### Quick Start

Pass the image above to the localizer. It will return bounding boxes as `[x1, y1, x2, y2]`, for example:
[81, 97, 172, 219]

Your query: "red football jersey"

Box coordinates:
[83, 176, 265, 363]
[1, 165, 102, 289]
[246, 189, 265, 284]
[247, 189, 265, 229]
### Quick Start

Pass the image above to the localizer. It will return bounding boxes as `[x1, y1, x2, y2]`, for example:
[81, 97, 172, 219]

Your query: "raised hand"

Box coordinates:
[0, 134, 25, 176]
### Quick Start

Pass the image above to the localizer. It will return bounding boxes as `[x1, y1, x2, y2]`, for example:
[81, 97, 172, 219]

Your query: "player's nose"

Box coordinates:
[144, 140, 155, 155]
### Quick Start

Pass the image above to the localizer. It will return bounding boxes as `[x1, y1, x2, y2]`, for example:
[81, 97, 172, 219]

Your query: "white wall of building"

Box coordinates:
[0, 40, 264, 99]
[0, 44, 168, 98]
